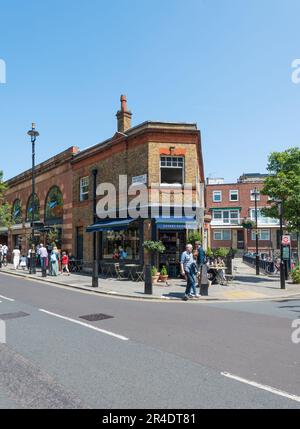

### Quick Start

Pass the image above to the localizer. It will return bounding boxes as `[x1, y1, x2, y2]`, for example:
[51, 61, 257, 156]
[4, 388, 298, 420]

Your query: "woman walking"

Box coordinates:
[12, 246, 21, 270]
[50, 247, 59, 276]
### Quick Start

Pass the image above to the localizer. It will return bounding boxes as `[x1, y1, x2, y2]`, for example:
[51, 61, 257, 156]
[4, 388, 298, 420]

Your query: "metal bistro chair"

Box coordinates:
[133, 266, 144, 282]
[114, 263, 127, 280]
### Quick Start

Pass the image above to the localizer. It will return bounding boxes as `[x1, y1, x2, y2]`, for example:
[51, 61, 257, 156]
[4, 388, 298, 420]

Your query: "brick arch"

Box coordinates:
[44, 185, 64, 224]
[25, 193, 40, 222]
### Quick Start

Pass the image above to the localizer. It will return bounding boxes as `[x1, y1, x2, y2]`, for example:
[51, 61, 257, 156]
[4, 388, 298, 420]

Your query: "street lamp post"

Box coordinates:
[252, 187, 260, 275]
[27, 123, 39, 275]
[92, 168, 98, 287]
[278, 200, 286, 289]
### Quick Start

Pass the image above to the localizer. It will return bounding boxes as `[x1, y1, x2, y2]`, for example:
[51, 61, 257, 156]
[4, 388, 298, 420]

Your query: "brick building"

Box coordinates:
[72, 95, 206, 276]
[2, 96, 206, 277]
[4, 147, 78, 253]
[206, 173, 297, 257]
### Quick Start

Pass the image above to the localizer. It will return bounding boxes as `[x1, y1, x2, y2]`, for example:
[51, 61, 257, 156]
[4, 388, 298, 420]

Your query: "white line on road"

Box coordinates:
[0, 294, 15, 302]
[38, 309, 129, 341]
[221, 372, 300, 403]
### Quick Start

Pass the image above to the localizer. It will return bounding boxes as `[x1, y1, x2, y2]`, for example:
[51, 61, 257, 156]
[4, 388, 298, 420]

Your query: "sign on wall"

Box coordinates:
[132, 174, 147, 185]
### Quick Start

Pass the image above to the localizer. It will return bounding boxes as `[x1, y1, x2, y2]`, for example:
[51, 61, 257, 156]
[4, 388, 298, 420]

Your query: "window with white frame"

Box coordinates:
[213, 229, 231, 240]
[229, 190, 239, 201]
[79, 176, 89, 201]
[251, 229, 270, 241]
[160, 156, 184, 185]
[250, 189, 261, 201]
[250, 208, 279, 224]
[212, 209, 240, 225]
[213, 190, 222, 202]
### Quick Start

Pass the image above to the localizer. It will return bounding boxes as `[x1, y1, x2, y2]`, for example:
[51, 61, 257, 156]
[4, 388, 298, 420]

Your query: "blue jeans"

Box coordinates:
[185, 270, 197, 296]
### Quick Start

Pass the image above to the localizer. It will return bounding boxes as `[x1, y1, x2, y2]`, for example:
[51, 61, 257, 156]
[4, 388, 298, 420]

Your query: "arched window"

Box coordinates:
[45, 186, 63, 223]
[26, 194, 40, 222]
[12, 199, 22, 224]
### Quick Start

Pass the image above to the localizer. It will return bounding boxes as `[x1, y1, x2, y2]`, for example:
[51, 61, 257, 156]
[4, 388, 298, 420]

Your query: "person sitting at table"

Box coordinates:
[119, 246, 128, 260]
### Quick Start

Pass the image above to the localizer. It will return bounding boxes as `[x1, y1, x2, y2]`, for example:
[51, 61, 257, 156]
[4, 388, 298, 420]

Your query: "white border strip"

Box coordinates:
[0, 294, 15, 302]
[221, 372, 300, 403]
[39, 309, 129, 341]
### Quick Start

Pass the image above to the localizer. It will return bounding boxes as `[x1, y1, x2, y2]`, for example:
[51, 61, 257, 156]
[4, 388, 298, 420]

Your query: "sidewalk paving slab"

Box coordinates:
[0, 258, 299, 302]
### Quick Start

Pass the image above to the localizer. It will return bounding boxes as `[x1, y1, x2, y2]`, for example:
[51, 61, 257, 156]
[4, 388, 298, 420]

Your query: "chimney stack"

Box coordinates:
[116, 94, 132, 133]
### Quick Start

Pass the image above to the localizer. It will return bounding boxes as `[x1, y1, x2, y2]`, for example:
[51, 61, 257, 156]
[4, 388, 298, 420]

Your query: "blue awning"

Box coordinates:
[155, 216, 198, 230]
[86, 218, 134, 233]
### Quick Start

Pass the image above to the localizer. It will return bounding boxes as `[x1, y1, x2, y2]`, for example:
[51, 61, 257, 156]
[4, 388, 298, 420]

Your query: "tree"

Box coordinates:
[0, 171, 11, 228]
[260, 147, 300, 263]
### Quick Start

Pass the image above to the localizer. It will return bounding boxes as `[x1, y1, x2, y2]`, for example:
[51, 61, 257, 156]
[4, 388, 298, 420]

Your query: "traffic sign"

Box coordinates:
[282, 235, 291, 245]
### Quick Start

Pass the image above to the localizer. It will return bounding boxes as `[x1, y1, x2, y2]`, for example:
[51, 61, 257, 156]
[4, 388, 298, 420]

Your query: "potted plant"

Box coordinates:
[151, 266, 160, 284]
[159, 265, 168, 282]
[143, 240, 166, 276]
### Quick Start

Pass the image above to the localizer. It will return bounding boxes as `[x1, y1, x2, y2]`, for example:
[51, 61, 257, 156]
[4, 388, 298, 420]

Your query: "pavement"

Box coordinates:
[0, 272, 299, 408]
[0, 258, 299, 302]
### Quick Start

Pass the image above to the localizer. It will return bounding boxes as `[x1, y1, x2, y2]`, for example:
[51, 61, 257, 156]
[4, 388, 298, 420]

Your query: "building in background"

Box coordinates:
[206, 173, 297, 257]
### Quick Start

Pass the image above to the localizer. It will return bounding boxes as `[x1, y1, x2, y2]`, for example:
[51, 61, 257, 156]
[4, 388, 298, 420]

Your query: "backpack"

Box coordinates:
[50, 253, 57, 262]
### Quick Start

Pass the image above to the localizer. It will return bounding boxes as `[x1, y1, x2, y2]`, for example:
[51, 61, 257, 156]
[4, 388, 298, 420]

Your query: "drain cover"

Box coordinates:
[0, 311, 30, 320]
[79, 313, 113, 321]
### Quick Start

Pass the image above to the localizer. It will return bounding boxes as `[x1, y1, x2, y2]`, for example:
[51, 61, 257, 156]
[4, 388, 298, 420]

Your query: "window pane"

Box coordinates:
[161, 167, 183, 185]
[213, 211, 222, 219]
[223, 230, 231, 240]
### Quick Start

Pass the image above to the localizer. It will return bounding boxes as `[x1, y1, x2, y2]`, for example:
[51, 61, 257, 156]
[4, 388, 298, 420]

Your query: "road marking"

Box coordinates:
[38, 309, 129, 341]
[221, 372, 300, 403]
[0, 294, 15, 302]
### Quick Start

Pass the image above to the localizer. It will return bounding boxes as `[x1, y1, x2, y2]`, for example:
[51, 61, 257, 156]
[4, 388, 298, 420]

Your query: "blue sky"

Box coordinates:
[0, 0, 299, 182]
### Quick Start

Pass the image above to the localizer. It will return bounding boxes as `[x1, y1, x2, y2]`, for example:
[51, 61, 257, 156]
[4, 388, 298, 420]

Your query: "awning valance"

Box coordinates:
[86, 218, 134, 233]
[155, 216, 198, 230]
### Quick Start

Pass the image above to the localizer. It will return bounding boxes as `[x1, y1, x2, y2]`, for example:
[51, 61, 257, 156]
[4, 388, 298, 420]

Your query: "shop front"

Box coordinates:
[154, 216, 198, 278]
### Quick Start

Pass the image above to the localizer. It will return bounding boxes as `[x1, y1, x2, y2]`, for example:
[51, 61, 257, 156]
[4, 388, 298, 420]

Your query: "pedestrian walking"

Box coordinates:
[12, 246, 21, 270]
[180, 244, 199, 300]
[20, 255, 27, 270]
[39, 243, 49, 274]
[50, 247, 59, 276]
[61, 251, 70, 275]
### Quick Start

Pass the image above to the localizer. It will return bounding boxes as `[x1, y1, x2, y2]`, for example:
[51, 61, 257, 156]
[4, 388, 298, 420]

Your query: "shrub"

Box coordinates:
[291, 265, 300, 284]
[214, 247, 229, 258]
[206, 247, 213, 257]
[187, 231, 202, 246]
[151, 266, 158, 276]
[160, 265, 168, 276]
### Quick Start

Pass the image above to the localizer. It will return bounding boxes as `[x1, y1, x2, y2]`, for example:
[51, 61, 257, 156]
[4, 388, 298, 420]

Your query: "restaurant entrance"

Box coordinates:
[158, 230, 186, 278]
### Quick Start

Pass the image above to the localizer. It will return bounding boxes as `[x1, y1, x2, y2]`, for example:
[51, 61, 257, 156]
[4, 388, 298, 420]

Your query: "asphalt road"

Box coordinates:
[0, 272, 299, 409]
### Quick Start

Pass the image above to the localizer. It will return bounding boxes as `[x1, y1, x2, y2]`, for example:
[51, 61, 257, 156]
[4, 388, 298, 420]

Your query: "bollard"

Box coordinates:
[200, 264, 209, 296]
[144, 264, 152, 295]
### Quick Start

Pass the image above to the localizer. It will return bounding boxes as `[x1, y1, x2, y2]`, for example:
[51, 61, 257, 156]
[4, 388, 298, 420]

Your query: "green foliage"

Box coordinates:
[160, 265, 168, 276]
[206, 247, 213, 257]
[214, 247, 229, 258]
[151, 266, 158, 276]
[0, 171, 11, 228]
[143, 240, 166, 254]
[291, 265, 300, 284]
[187, 231, 202, 246]
[46, 227, 59, 246]
[261, 148, 300, 233]
[241, 219, 255, 229]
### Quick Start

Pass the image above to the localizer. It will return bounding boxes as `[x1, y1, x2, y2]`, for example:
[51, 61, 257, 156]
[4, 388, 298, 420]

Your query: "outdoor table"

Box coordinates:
[207, 266, 228, 285]
[101, 262, 115, 277]
[124, 264, 143, 281]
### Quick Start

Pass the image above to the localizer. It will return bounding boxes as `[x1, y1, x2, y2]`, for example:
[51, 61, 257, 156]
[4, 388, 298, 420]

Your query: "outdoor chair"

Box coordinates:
[114, 263, 127, 280]
[134, 268, 144, 282]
